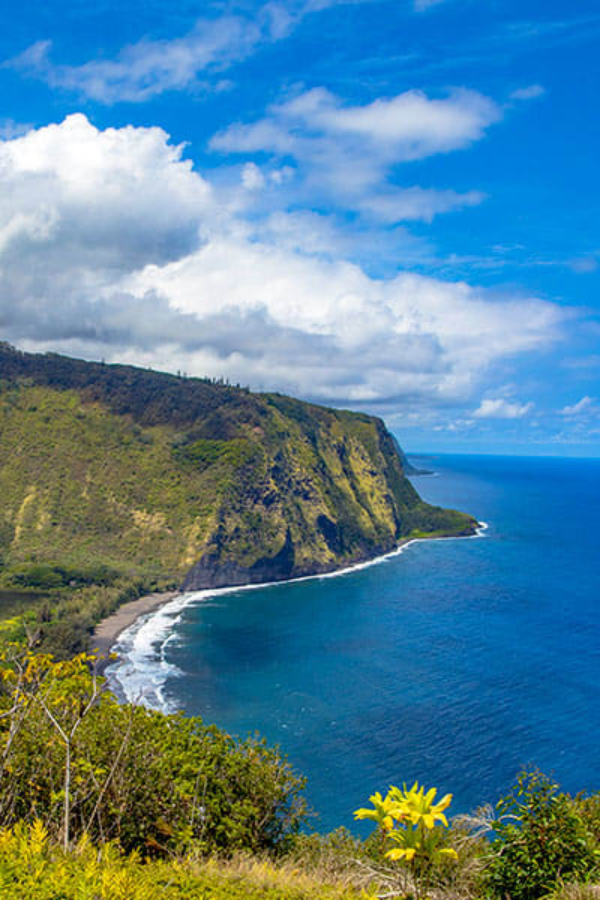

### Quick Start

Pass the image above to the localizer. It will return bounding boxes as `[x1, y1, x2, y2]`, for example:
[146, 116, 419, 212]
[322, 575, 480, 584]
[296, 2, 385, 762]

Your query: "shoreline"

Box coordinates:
[96, 521, 487, 693]
[91, 590, 179, 672]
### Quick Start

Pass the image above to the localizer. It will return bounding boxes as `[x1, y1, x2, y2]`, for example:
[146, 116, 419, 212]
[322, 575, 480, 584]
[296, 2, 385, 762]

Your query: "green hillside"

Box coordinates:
[0, 341, 476, 602]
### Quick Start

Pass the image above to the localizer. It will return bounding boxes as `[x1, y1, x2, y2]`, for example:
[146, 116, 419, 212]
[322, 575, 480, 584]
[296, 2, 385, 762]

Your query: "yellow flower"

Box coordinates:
[389, 782, 453, 829]
[386, 846, 417, 862]
[354, 791, 397, 831]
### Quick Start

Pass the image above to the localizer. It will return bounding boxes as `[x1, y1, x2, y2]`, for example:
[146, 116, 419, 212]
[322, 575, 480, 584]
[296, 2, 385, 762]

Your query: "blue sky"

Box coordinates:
[0, 0, 599, 454]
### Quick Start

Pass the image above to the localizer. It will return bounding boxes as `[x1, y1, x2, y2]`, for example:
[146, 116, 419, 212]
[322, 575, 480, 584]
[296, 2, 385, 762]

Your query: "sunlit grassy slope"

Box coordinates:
[0, 341, 476, 595]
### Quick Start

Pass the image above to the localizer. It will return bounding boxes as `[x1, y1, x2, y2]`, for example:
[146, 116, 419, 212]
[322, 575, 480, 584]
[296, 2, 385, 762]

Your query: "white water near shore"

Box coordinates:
[106, 522, 488, 712]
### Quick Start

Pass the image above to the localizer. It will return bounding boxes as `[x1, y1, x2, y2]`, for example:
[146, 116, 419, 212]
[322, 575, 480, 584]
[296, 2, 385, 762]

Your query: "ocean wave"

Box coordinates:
[106, 522, 489, 713]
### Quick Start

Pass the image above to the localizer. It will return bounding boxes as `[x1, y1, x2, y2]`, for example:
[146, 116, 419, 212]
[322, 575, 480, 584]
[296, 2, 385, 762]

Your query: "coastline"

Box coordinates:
[92, 590, 179, 672]
[99, 521, 487, 704]
[94, 537, 421, 671]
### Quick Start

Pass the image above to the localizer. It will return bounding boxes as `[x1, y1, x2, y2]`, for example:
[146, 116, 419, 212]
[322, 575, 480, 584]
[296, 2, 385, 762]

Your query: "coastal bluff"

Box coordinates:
[0, 341, 477, 597]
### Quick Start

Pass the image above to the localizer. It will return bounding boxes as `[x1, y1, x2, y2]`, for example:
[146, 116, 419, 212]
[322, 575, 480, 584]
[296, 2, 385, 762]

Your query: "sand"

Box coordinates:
[91, 590, 179, 670]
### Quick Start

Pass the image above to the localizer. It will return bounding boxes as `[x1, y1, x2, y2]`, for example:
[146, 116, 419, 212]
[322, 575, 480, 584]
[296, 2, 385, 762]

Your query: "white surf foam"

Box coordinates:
[106, 521, 489, 712]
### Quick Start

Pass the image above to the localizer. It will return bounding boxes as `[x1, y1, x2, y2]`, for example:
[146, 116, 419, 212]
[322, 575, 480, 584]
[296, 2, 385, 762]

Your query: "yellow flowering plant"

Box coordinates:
[355, 781, 458, 899]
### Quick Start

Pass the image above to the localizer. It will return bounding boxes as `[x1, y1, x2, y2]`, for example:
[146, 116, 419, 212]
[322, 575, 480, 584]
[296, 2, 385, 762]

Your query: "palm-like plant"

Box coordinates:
[355, 781, 458, 899]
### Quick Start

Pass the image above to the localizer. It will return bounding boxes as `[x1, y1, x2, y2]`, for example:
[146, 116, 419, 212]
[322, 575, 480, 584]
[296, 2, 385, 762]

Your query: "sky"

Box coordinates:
[0, 0, 599, 455]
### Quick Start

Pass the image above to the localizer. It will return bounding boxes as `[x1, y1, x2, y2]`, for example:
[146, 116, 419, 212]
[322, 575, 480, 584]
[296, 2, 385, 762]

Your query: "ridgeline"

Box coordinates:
[0, 341, 476, 652]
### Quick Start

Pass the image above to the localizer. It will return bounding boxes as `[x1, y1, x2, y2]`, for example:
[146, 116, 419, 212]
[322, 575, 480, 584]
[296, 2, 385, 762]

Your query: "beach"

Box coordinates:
[91, 590, 179, 671]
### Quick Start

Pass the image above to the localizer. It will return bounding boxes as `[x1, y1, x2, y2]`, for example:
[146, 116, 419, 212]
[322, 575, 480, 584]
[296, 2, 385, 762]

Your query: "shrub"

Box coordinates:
[9, 563, 64, 591]
[0, 650, 307, 856]
[486, 770, 600, 900]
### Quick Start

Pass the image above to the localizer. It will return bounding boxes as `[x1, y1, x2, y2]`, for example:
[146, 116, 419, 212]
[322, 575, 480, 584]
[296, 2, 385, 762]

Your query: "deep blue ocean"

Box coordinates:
[110, 453, 600, 832]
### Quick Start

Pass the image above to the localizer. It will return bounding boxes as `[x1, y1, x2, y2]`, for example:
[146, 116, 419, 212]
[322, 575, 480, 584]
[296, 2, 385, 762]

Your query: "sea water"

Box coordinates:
[108, 454, 600, 831]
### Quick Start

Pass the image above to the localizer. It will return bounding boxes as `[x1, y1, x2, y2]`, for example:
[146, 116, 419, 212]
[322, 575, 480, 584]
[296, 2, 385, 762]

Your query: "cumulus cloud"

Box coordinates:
[473, 398, 534, 419]
[0, 114, 212, 305]
[0, 116, 564, 411]
[211, 86, 500, 223]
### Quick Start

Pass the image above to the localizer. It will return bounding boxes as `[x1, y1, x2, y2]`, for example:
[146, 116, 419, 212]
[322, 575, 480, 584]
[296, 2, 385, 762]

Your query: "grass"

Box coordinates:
[0, 823, 363, 900]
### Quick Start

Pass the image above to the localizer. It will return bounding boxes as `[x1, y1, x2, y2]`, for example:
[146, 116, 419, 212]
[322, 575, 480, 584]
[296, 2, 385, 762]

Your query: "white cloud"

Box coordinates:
[363, 187, 486, 223]
[8, 10, 279, 103]
[211, 86, 500, 223]
[121, 245, 562, 404]
[561, 396, 598, 417]
[6, 1, 383, 104]
[473, 398, 534, 419]
[0, 114, 211, 272]
[0, 116, 565, 412]
[241, 162, 266, 191]
[214, 86, 500, 163]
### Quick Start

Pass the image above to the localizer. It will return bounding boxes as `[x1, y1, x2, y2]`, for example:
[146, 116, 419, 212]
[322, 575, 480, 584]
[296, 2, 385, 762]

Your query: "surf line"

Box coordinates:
[106, 520, 489, 712]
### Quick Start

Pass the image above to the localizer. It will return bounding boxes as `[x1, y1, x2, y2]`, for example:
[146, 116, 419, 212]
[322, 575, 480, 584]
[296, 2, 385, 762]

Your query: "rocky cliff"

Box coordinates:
[0, 342, 477, 593]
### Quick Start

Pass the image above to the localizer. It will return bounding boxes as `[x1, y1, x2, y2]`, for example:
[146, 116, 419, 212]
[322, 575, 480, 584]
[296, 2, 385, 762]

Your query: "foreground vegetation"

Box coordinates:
[0, 647, 598, 899]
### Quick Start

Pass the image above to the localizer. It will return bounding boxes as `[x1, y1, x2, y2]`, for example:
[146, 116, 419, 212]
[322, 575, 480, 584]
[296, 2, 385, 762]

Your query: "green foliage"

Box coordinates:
[0, 591, 47, 621]
[405, 502, 477, 538]
[32, 577, 169, 660]
[0, 341, 256, 431]
[486, 770, 600, 900]
[0, 650, 307, 857]
[6, 562, 119, 591]
[8, 563, 64, 590]
[576, 792, 600, 845]
[175, 437, 258, 473]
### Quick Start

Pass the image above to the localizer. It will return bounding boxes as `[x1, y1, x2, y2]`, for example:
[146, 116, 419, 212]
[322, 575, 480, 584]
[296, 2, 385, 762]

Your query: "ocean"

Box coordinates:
[108, 453, 600, 832]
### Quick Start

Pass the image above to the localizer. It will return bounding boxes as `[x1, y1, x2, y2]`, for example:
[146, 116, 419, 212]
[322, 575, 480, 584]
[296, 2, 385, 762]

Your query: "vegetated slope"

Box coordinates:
[0, 341, 477, 594]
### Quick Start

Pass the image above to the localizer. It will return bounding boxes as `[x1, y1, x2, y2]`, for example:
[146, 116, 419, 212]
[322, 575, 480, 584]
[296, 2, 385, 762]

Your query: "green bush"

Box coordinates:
[0, 651, 307, 856]
[9, 563, 64, 590]
[486, 771, 600, 900]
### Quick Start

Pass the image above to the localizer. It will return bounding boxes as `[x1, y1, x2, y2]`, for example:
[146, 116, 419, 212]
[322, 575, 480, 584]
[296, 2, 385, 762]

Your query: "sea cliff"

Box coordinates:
[0, 341, 477, 598]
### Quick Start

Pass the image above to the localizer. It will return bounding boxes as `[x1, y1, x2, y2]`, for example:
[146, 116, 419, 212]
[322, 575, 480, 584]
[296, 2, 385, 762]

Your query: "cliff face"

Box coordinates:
[0, 343, 477, 592]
